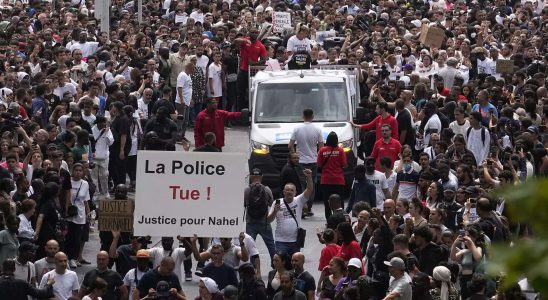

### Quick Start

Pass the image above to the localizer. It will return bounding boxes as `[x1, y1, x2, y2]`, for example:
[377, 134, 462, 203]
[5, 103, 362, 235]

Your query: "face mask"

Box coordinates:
[404, 163, 412, 172]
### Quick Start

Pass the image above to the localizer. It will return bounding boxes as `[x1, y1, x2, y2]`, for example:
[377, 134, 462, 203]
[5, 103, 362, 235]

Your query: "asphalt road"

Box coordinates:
[78, 126, 330, 298]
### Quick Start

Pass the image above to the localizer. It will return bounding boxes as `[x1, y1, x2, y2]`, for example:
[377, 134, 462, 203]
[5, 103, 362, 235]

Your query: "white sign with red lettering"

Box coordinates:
[134, 151, 247, 237]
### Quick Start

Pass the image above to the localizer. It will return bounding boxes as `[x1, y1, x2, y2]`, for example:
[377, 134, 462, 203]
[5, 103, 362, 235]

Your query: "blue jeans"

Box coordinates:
[246, 222, 276, 260]
[275, 241, 301, 257]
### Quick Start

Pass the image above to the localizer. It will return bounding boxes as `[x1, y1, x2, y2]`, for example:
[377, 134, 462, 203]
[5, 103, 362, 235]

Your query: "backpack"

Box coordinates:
[482, 216, 510, 242]
[246, 183, 268, 220]
[467, 126, 487, 146]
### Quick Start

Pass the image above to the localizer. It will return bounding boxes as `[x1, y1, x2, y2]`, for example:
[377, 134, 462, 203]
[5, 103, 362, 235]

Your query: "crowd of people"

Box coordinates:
[0, 0, 545, 299]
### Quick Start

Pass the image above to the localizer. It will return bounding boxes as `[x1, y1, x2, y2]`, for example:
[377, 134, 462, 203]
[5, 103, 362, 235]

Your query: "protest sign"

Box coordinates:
[272, 12, 292, 33]
[315, 30, 337, 45]
[496, 59, 514, 73]
[98, 199, 134, 232]
[134, 151, 247, 237]
[419, 24, 445, 48]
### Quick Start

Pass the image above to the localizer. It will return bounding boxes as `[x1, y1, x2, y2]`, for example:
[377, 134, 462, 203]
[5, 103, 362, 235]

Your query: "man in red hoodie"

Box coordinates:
[351, 101, 398, 141]
[194, 98, 241, 150]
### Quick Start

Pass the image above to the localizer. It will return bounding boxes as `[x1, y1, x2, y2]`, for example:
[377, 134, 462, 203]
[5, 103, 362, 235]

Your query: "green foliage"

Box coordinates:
[489, 179, 548, 295]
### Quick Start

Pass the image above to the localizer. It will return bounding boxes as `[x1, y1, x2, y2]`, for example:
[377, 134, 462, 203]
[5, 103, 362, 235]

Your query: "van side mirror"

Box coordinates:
[240, 109, 250, 126]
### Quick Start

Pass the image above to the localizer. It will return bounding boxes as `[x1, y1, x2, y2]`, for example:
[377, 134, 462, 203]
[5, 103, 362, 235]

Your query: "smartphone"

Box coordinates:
[469, 198, 477, 204]
[276, 199, 281, 206]
[487, 160, 493, 166]
[459, 229, 465, 237]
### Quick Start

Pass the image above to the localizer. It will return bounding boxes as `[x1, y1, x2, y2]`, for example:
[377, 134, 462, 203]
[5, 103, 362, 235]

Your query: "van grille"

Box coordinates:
[271, 144, 290, 170]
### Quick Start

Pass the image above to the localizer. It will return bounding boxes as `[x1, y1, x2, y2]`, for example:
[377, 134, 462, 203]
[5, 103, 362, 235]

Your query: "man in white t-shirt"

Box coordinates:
[69, 31, 99, 58]
[148, 237, 191, 284]
[207, 52, 223, 99]
[288, 109, 324, 216]
[365, 157, 390, 209]
[268, 169, 313, 256]
[39, 252, 79, 300]
[34, 240, 61, 284]
[176, 62, 194, 142]
[123, 249, 151, 300]
[286, 25, 312, 59]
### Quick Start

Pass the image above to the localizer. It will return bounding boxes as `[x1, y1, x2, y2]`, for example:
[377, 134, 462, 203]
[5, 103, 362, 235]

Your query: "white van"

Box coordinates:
[246, 66, 360, 196]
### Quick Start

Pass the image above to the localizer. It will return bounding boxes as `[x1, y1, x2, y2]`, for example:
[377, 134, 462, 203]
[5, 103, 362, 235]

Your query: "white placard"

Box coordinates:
[175, 14, 188, 24]
[272, 12, 292, 33]
[134, 151, 247, 237]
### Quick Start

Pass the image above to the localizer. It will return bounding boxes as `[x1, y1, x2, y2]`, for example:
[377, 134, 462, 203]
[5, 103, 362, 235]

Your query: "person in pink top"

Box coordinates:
[351, 101, 398, 141]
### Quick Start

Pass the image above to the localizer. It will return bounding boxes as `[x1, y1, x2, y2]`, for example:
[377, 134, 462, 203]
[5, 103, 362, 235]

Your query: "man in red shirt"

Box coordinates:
[233, 28, 267, 111]
[371, 124, 401, 171]
[351, 101, 398, 141]
[194, 98, 241, 150]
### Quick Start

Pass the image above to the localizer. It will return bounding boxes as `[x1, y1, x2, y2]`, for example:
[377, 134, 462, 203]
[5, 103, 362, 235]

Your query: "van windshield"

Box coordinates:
[254, 82, 350, 123]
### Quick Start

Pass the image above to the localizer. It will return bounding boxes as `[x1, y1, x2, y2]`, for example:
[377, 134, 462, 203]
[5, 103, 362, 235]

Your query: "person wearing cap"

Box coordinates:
[0, 259, 55, 300]
[123, 249, 152, 300]
[196, 277, 224, 300]
[237, 262, 267, 299]
[334, 257, 375, 299]
[383, 257, 412, 300]
[245, 167, 276, 261]
[79, 251, 127, 300]
[13, 241, 37, 285]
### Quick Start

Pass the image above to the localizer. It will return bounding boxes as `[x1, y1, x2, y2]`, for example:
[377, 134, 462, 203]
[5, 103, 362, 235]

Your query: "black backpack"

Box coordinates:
[246, 183, 268, 220]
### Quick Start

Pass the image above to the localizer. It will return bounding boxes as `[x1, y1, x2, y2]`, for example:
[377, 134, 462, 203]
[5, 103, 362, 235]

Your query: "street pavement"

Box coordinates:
[77, 126, 331, 298]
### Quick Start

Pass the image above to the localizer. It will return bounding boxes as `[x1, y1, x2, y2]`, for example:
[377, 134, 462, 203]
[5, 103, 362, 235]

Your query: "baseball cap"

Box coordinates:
[527, 126, 539, 135]
[156, 281, 170, 297]
[384, 257, 406, 270]
[250, 168, 262, 176]
[348, 258, 362, 269]
[200, 277, 220, 293]
[132, 249, 151, 260]
[47, 143, 58, 150]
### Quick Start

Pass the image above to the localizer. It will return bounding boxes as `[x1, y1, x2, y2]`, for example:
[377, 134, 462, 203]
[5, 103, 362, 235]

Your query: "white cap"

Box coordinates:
[348, 258, 362, 269]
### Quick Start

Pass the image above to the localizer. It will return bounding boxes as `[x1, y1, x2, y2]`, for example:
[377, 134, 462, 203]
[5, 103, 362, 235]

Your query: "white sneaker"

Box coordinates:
[69, 259, 78, 268]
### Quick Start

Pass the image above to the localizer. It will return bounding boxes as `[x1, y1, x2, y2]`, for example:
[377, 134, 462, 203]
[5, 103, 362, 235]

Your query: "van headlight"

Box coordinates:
[251, 140, 270, 154]
[339, 139, 353, 152]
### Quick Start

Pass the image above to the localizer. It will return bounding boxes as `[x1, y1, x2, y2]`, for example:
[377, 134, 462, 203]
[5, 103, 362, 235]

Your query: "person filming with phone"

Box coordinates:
[450, 224, 487, 299]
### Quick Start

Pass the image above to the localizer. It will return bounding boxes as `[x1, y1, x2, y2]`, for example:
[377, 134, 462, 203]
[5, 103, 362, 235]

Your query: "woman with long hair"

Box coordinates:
[450, 223, 486, 299]
[317, 132, 347, 219]
[404, 198, 428, 237]
[266, 251, 291, 300]
[82, 277, 108, 300]
[65, 163, 91, 268]
[123, 105, 142, 189]
[425, 181, 445, 209]
[336, 222, 363, 263]
[35, 182, 61, 259]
